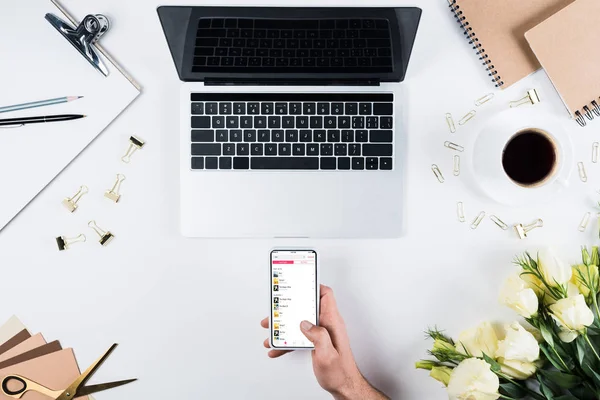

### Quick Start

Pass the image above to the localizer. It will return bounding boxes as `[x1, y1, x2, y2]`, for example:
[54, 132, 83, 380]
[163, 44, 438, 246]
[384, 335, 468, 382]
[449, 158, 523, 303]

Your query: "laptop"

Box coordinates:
[158, 7, 421, 238]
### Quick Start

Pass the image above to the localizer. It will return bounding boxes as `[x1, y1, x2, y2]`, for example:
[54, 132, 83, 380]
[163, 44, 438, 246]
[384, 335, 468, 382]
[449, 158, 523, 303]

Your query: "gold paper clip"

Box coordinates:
[471, 211, 485, 229]
[593, 143, 599, 163]
[578, 162, 588, 182]
[122, 136, 145, 163]
[490, 215, 509, 230]
[432, 164, 445, 183]
[445, 113, 456, 133]
[88, 220, 114, 246]
[509, 89, 540, 108]
[475, 93, 494, 106]
[104, 174, 126, 203]
[444, 141, 464, 152]
[459, 110, 476, 125]
[457, 202, 465, 223]
[514, 219, 543, 239]
[55, 234, 86, 251]
[62, 185, 88, 213]
[579, 212, 591, 232]
[453, 155, 460, 176]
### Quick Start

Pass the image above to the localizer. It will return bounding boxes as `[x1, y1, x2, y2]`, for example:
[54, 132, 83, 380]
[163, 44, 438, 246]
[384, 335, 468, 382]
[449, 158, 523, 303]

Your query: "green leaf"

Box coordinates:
[540, 322, 556, 348]
[555, 395, 579, 400]
[582, 361, 600, 387]
[482, 353, 501, 372]
[576, 336, 587, 365]
[499, 382, 527, 399]
[569, 385, 598, 400]
[540, 343, 565, 371]
[538, 370, 582, 389]
[537, 375, 556, 400]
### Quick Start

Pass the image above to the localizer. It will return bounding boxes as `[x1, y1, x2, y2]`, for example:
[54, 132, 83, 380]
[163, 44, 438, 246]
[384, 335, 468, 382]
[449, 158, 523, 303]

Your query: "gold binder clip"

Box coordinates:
[475, 93, 494, 106]
[104, 174, 126, 203]
[514, 218, 543, 239]
[445, 113, 456, 133]
[122, 136, 145, 163]
[55, 234, 86, 251]
[62, 185, 88, 213]
[88, 220, 114, 246]
[509, 89, 540, 108]
[458, 110, 476, 125]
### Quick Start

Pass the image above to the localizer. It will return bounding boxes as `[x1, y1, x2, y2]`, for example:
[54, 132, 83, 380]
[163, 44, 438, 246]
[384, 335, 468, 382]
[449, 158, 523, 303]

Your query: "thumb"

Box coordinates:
[300, 321, 335, 353]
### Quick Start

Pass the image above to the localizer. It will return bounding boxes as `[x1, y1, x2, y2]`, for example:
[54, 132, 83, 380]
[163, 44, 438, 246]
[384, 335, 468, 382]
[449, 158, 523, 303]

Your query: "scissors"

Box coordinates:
[0, 343, 136, 399]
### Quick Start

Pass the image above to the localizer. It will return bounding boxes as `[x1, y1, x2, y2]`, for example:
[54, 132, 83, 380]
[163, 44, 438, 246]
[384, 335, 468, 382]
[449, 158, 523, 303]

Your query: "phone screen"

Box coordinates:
[270, 250, 318, 349]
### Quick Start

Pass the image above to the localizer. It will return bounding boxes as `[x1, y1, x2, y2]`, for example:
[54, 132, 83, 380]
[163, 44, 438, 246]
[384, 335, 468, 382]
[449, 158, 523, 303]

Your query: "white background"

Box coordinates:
[1, 0, 599, 399]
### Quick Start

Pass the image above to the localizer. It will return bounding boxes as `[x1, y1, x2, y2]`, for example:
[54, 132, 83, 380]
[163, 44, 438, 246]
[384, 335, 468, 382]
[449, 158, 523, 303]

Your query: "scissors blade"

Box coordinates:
[76, 379, 137, 396]
[57, 344, 119, 400]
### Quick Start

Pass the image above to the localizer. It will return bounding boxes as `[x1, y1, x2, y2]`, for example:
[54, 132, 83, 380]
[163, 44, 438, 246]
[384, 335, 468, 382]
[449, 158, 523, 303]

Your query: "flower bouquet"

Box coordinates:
[417, 247, 600, 399]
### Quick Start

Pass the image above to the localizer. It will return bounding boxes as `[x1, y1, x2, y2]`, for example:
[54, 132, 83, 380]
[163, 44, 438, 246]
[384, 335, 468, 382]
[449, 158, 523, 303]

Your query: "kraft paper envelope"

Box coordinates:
[0, 317, 27, 345]
[0, 348, 87, 400]
[0, 334, 47, 362]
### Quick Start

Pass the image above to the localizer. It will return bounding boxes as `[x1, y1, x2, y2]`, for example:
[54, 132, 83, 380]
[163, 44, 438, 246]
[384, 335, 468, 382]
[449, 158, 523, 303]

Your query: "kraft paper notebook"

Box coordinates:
[448, 0, 574, 88]
[525, 0, 600, 127]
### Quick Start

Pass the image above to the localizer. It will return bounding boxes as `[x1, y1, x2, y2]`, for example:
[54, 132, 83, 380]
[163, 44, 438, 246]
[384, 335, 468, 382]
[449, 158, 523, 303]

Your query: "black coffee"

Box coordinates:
[502, 129, 557, 186]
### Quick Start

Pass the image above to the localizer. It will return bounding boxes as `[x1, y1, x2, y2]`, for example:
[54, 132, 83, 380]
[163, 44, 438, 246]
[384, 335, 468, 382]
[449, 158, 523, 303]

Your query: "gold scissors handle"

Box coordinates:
[1, 375, 62, 399]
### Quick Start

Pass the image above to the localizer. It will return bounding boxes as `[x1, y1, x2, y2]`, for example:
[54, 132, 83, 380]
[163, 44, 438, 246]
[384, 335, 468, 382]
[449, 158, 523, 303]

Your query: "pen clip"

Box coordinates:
[0, 124, 24, 129]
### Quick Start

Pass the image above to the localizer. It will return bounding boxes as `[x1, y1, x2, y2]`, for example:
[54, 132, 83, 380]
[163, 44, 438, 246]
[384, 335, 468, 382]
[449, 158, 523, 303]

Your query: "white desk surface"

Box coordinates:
[1, 0, 598, 399]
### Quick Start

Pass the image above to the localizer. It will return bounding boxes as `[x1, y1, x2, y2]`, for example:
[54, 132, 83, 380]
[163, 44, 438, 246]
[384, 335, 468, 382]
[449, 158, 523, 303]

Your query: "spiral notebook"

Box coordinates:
[525, 0, 600, 127]
[448, 0, 573, 89]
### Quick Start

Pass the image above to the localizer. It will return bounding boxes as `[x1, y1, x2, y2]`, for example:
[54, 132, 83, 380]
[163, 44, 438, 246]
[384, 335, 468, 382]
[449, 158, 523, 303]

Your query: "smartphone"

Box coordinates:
[270, 249, 319, 350]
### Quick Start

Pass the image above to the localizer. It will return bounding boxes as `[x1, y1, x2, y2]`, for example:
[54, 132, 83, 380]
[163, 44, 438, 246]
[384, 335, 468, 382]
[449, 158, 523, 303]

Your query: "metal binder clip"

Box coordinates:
[509, 89, 540, 108]
[88, 220, 114, 246]
[45, 13, 110, 76]
[62, 185, 88, 213]
[105, 174, 126, 203]
[56, 234, 86, 251]
[514, 219, 543, 239]
[122, 136, 146, 163]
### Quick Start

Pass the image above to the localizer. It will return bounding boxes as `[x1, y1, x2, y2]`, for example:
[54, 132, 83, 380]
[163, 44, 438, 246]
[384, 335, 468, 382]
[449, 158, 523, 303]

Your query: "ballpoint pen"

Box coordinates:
[0, 114, 85, 127]
[0, 96, 83, 114]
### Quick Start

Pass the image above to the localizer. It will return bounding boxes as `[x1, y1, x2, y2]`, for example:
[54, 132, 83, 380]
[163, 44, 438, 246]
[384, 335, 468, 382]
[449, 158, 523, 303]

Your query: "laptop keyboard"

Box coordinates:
[193, 18, 393, 73]
[190, 93, 394, 171]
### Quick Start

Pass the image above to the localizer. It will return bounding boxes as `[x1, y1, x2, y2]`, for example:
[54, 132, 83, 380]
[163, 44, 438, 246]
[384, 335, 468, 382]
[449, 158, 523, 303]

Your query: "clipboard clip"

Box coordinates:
[45, 13, 110, 76]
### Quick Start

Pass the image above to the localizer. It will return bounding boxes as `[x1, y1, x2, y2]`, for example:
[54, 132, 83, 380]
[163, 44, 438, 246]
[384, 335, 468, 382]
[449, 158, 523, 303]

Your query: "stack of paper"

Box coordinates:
[0, 316, 94, 400]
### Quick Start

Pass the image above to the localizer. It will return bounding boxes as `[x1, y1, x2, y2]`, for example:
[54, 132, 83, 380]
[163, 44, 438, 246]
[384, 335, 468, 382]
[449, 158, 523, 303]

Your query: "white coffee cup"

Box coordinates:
[467, 108, 573, 206]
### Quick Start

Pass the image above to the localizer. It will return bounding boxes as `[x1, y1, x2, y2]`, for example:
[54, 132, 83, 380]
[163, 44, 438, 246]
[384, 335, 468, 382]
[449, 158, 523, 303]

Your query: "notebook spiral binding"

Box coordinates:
[575, 100, 600, 127]
[448, 0, 504, 88]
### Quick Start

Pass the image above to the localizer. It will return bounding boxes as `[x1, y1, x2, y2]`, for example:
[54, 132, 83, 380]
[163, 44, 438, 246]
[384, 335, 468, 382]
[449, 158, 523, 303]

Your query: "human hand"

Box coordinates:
[261, 285, 389, 400]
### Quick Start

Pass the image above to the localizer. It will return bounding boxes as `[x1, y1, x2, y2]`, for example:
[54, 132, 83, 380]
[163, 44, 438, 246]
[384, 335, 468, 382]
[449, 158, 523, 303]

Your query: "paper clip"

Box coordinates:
[445, 113, 456, 133]
[475, 93, 494, 106]
[105, 174, 126, 203]
[457, 202, 465, 223]
[514, 219, 543, 239]
[88, 220, 114, 246]
[453, 155, 460, 176]
[578, 162, 588, 182]
[509, 89, 540, 108]
[593, 143, 599, 163]
[122, 136, 145, 163]
[62, 185, 88, 213]
[490, 215, 509, 230]
[55, 234, 86, 251]
[459, 110, 476, 125]
[444, 141, 464, 152]
[432, 164, 445, 183]
[471, 211, 485, 229]
[579, 212, 591, 232]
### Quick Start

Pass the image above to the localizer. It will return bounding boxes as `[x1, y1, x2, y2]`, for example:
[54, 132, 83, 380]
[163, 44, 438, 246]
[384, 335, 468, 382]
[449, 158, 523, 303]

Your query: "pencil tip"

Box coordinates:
[78, 96, 84, 99]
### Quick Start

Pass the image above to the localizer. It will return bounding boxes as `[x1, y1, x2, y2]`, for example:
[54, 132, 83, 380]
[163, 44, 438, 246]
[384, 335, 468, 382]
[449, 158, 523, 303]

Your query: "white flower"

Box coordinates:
[496, 322, 540, 380]
[456, 322, 499, 358]
[538, 248, 572, 286]
[447, 358, 500, 400]
[499, 274, 539, 318]
[550, 294, 594, 343]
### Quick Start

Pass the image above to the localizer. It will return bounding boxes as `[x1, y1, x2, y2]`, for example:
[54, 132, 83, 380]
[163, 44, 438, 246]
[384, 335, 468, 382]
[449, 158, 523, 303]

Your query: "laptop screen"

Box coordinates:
[193, 18, 394, 74]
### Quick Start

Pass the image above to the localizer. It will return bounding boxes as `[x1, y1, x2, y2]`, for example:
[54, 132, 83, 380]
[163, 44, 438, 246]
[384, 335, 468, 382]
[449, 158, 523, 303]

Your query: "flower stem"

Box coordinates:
[584, 332, 600, 363]
[550, 345, 570, 371]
